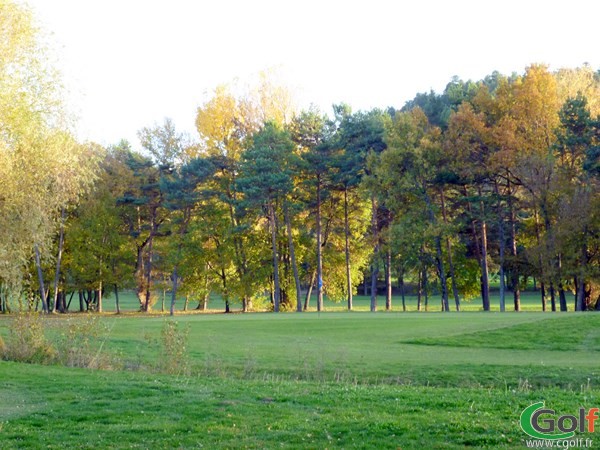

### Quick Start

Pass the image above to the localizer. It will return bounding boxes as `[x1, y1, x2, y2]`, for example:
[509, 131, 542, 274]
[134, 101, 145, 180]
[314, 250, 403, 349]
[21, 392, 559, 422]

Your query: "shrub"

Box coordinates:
[158, 320, 190, 376]
[3, 313, 55, 363]
[0, 334, 6, 356]
[55, 314, 112, 369]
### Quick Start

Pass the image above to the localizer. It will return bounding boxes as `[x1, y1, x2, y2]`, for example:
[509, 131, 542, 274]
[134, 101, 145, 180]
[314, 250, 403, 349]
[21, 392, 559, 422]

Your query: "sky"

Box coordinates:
[25, 0, 600, 149]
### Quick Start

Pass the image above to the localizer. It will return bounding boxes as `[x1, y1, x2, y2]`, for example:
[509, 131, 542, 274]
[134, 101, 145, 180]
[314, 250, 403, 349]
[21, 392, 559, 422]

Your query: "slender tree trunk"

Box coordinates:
[423, 188, 449, 311]
[541, 282, 547, 312]
[507, 177, 520, 311]
[170, 266, 178, 316]
[144, 235, 154, 312]
[97, 281, 103, 313]
[316, 179, 324, 311]
[494, 182, 506, 312]
[220, 268, 230, 313]
[558, 285, 567, 312]
[114, 284, 120, 314]
[343, 187, 353, 311]
[423, 268, 429, 311]
[79, 290, 84, 312]
[370, 263, 378, 312]
[557, 254, 567, 312]
[268, 200, 281, 312]
[65, 291, 74, 311]
[417, 262, 422, 312]
[52, 207, 66, 313]
[399, 271, 406, 312]
[370, 196, 379, 312]
[576, 240, 588, 311]
[385, 248, 392, 311]
[34, 244, 49, 314]
[440, 188, 460, 311]
[549, 283, 556, 312]
[477, 186, 490, 311]
[283, 203, 302, 313]
[534, 209, 547, 312]
[304, 270, 316, 311]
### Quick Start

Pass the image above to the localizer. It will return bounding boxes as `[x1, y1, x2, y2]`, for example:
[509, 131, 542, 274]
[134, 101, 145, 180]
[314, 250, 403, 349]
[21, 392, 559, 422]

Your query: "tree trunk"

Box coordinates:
[170, 266, 178, 316]
[79, 290, 84, 312]
[315, 178, 324, 312]
[423, 268, 429, 312]
[268, 200, 281, 312]
[343, 187, 353, 311]
[507, 177, 520, 311]
[477, 187, 490, 311]
[114, 284, 120, 314]
[52, 207, 66, 313]
[558, 284, 568, 312]
[532, 209, 548, 312]
[494, 182, 506, 312]
[97, 281, 103, 313]
[541, 282, 547, 312]
[65, 291, 74, 311]
[304, 270, 316, 311]
[549, 283, 556, 312]
[284, 203, 302, 313]
[144, 235, 154, 312]
[576, 240, 588, 311]
[143, 203, 160, 312]
[370, 264, 378, 312]
[385, 248, 392, 311]
[398, 269, 406, 312]
[417, 265, 422, 312]
[440, 188, 460, 311]
[34, 244, 49, 314]
[370, 196, 379, 312]
[424, 188, 448, 311]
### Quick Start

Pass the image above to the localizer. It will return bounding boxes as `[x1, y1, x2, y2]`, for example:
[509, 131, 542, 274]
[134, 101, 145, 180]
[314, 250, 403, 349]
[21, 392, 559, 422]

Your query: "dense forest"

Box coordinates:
[1, 2, 599, 314]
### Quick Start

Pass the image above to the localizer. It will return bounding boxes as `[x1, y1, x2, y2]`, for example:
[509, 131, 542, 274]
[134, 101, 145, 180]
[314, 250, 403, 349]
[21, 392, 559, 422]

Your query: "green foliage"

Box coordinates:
[2, 314, 55, 364]
[157, 320, 190, 376]
[54, 314, 112, 369]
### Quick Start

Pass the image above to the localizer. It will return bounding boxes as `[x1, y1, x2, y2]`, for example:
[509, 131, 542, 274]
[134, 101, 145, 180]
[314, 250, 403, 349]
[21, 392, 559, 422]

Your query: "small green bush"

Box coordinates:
[55, 314, 112, 369]
[3, 313, 55, 364]
[0, 334, 6, 356]
[158, 320, 190, 376]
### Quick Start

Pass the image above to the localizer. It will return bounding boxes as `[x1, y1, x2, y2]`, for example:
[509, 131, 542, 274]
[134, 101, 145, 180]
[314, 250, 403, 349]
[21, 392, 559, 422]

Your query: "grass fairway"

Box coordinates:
[1, 312, 599, 448]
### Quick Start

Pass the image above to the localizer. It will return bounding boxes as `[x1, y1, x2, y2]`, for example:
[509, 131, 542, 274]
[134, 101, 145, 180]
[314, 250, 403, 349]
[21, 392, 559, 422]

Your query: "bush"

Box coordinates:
[55, 314, 112, 369]
[158, 320, 190, 376]
[3, 313, 55, 364]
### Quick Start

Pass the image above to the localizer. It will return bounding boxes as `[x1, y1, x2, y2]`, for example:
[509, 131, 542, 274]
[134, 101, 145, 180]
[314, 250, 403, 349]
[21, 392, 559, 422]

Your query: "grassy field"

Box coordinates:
[1, 311, 599, 448]
[100, 288, 573, 313]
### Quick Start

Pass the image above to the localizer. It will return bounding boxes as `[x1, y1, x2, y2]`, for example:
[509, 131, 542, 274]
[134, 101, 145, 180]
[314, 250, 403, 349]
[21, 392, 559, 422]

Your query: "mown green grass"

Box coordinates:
[1, 312, 599, 448]
[101, 288, 572, 313]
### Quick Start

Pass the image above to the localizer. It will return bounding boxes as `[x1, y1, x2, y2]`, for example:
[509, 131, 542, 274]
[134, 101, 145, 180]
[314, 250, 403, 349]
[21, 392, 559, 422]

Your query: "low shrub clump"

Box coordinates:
[157, 320, 190, 376]
[1, 313, 55, 364]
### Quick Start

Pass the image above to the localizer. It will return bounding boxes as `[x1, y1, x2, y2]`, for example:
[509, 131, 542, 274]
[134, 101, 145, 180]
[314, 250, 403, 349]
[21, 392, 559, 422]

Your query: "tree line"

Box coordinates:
[1, 2, 599, 314]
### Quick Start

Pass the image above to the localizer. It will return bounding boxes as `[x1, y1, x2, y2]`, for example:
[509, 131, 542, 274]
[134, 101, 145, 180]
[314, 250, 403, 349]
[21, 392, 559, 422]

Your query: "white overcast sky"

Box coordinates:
[24, 0, 600, 149]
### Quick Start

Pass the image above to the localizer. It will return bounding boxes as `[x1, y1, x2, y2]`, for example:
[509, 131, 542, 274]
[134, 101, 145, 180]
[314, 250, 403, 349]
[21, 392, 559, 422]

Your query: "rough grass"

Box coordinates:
[0, 311, 599, 448]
